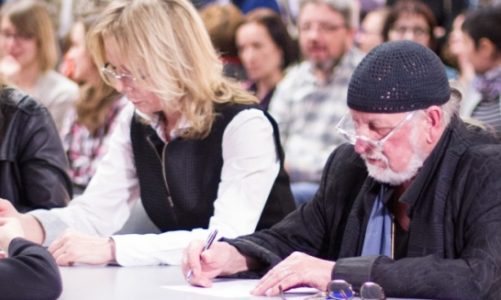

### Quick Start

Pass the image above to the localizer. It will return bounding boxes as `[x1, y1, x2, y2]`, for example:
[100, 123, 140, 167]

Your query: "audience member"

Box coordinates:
[0, 0, 294, 267]
[183, 41, 501, 300]
[269, 0, 364, 205]
[0, 83, 71, 212]
[236, 8, 298, 111]
[200, 3, 246, 81]
[382, 0, 457, 79]
[0, 217, 62, 300]
[442, 12, 475, 89]
[356, 7, 388, 53]
[0, 0, 78, 134]
[460, 5, 501, 138]
[61, 15, 127, 195]
[383, 0, 437, 51]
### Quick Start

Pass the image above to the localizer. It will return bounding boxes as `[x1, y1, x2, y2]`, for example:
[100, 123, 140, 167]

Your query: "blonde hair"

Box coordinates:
[88, 0, 257, 139]
[1, 0, 58, 72]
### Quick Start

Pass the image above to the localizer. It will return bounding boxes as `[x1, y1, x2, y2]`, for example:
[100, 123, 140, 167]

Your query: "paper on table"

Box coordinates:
[163, 278, 319, 298]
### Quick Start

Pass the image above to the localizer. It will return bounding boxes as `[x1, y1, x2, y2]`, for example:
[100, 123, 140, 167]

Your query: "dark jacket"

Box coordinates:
[0, 87, 71, 212]
[130, 103, 295, 232]
[0, 238, 62, 300]
[228, 116, 501, 300]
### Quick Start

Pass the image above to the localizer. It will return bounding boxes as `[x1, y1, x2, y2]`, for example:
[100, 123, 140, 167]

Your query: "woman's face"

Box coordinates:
[103, 39, 164, 115]
[388, 14, 431, 48]
[65, 22, 97, 83]
[462, 33, 495, 74]
[0, 17, 38, 69]
[236, 22, 283, 82]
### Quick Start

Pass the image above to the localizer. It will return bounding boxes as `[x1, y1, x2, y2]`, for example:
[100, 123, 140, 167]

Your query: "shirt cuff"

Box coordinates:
[28, 209, 69, 246]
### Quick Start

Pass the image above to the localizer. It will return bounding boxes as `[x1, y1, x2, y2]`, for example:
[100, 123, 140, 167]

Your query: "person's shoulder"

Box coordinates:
[279, 61, 312, 84]
[37, 70, 79, 97]
[0, 87, 45, 115]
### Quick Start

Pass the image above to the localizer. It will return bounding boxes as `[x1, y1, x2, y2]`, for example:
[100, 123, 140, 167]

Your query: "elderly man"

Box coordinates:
[269, 0, 364, 205]
[183, 41, 501, 299]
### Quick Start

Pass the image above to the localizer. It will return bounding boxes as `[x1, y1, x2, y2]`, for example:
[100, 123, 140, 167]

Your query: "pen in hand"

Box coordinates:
[186, 229, 218, 282]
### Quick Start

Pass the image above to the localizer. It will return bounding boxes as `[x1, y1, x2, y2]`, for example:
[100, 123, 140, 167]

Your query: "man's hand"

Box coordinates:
[181, 240, 249, 287]
[251, 251, 335, 297]
[48, 230, 115, 266]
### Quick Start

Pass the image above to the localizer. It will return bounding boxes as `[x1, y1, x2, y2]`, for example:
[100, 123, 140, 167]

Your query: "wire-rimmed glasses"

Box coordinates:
[305, 280, 385, 300]
[335, 111, 416, 152]
[101, 63, 138, 87]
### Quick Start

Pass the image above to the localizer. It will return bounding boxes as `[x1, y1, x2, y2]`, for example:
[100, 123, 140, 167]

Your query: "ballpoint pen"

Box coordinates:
[186, 229, 218, 282]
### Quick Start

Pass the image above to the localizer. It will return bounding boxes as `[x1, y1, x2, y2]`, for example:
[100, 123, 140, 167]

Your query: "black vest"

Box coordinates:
[130, 103, 295, 232]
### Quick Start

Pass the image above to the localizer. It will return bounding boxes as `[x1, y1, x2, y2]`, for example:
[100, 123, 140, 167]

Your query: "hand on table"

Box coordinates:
[49, 230, 115, 266]
[251, 251, 335, 297]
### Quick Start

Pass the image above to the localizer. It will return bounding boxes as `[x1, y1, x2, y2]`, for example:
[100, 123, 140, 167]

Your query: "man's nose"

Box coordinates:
[354, 137, 376, 155]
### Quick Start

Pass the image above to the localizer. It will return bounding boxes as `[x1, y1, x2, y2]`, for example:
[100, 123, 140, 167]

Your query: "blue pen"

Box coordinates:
[186, 229, 218, 281]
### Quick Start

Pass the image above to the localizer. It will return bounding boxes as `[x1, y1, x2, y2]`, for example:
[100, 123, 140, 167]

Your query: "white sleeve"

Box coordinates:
[112, 108, 280, 266]
[30, 103, 141, 244]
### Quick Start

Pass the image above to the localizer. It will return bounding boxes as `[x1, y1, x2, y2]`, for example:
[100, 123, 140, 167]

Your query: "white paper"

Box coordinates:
[163, 278, 319, 298]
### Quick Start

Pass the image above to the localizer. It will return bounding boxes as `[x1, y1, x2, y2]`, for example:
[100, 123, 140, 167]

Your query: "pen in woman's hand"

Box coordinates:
[186, 229, 218, 282]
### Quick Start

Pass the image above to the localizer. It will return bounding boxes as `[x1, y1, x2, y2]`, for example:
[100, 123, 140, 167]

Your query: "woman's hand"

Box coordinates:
[48, 230, 115, 266]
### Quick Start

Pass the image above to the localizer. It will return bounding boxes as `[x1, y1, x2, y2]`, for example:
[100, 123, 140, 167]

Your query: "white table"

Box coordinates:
[58, 265, 429, 300]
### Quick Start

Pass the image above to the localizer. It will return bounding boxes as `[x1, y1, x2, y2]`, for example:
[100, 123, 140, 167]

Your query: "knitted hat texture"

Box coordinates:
[347, 41, 450, 113]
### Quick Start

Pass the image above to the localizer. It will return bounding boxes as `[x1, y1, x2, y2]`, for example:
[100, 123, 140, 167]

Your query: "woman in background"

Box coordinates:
[0, 0, 78, 134]
[460, 5, 501, 139]
[382, 0, 457, 79]
[235, 9, 298, 110]
[61, 15, 126, 195]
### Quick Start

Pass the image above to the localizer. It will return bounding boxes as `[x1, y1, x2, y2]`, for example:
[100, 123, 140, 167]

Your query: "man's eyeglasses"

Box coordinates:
[305, 280, 385, 300]
[335, 111, 416, 151]
[101, 63, 138, 87]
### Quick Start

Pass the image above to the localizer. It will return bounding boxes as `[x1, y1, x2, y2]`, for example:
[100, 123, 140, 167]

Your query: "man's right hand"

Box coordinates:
[181, 240, 249, 287]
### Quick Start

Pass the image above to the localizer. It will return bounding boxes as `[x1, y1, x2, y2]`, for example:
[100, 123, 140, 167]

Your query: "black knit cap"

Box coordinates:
[347, 41, 450, 113]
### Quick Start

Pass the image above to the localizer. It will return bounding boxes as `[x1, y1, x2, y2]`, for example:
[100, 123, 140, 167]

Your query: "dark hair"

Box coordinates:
[382, 0, 437, 51]
[239, 8, 299, 70]
[462, 5, 501, 52]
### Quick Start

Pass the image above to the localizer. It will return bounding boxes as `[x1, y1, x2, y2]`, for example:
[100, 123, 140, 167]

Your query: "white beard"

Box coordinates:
[361, 128, 427, 186]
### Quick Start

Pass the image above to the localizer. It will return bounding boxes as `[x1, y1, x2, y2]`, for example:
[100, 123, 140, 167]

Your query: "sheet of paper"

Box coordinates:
[163, 278, 319, 298]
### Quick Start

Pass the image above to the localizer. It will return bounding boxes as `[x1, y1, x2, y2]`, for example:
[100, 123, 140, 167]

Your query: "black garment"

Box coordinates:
[227, 116, 501, 299]
[0, 87, 71, 212]
[0, 238, 62, 300]
[130, 103, 295, 232]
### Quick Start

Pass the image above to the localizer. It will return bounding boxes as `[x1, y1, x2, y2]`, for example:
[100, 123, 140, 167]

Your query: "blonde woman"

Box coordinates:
[0, 0, 294, 267]
[0, 0, 78, 134]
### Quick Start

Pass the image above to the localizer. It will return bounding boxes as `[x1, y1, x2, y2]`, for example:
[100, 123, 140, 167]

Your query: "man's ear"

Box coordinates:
[424, 106, 443, 144]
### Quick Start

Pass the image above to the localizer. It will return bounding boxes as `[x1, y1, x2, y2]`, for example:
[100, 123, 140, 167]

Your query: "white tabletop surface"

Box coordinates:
[58, 265, 429, 300]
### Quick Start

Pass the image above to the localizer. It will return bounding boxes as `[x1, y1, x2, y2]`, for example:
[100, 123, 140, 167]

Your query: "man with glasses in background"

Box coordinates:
[183, 41, 501, 299]
[268, 0, 364, 205]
